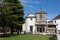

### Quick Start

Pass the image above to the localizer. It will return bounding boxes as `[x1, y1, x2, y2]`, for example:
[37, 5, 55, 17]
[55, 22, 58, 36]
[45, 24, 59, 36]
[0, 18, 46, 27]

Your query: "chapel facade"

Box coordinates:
[22, 9, 57, 35]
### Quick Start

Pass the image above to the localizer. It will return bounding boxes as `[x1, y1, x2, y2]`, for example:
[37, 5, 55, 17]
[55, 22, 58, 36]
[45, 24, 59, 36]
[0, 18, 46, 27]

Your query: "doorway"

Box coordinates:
[39, 26, 45, 32]
[30, 26, 33, 32]
[40, 27, 42, 32]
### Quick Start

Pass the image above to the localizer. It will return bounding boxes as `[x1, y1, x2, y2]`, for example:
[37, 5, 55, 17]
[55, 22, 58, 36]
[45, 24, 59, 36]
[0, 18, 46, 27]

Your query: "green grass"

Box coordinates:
[0, 34, 57, 40]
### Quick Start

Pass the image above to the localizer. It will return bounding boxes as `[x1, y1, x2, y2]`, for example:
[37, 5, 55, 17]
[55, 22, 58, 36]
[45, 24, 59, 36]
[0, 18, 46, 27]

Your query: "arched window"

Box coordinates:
[55, 20, 56, 23]
[30, 18, 33, 20]
[40, 14, 42, 20]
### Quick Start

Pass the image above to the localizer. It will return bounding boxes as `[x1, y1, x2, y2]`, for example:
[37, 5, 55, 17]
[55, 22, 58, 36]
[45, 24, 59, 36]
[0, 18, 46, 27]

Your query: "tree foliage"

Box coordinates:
[0, 0, 24, 35]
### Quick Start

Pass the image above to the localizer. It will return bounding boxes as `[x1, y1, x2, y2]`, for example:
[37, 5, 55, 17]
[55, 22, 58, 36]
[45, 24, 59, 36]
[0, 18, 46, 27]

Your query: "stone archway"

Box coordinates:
[37, 26, 45, 33]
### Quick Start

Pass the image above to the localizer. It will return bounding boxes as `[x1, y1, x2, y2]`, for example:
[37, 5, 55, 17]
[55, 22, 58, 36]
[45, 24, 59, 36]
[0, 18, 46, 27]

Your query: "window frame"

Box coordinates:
[40, 14, 42, 20]
[30, 18, 33, 20]
[30, 25, 33, 32]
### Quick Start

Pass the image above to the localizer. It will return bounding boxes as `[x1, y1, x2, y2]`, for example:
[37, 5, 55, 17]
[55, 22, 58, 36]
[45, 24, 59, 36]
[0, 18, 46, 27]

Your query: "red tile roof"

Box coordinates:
[53, 14, 60, 20]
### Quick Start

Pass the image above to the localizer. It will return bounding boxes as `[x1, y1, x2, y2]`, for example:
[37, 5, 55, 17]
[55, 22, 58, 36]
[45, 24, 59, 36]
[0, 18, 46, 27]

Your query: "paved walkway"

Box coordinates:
[57, 34, 60, 40]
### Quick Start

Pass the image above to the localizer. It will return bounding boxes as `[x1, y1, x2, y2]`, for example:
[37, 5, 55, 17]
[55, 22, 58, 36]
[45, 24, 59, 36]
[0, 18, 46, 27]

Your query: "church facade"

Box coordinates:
[22, 9, 57, 35]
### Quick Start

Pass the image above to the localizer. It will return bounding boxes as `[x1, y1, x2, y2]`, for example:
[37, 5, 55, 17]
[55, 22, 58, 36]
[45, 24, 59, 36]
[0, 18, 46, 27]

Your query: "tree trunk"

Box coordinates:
[11, 27, 13, 35]
[3, 27, 5, 36]
[3, 26, 7, 36]
[17, 27, 19, 35]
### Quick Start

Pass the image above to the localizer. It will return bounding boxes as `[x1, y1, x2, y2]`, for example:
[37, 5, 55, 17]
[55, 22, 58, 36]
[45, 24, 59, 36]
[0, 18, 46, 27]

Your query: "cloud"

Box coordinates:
[21, 0, 33, 8]
[32, 1, 41, 4]
[21, 0, 29, 3]
[21, 0, 30, 3]
[21, 0, 41, 5]
[20, 0, 42, 8]
[24, 5, 33, 8]
[20, 0, 30, 5]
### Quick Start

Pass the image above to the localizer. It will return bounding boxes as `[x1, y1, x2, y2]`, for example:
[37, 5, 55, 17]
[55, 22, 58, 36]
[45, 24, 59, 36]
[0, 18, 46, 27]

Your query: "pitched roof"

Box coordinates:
[26, 12, 35, 18]
[53, 14, 60, 20]
[37, 8, 46, 14]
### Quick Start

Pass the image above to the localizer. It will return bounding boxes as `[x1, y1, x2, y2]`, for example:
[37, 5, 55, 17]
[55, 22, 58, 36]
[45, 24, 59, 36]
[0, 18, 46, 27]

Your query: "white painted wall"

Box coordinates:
[22, 14, 36, 34]
[53, 19, 60, 30]
[26, 18, 36, 33]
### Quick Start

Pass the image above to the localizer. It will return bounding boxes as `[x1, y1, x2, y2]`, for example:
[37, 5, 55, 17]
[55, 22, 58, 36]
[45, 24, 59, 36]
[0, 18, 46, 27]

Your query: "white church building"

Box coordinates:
[22, 9, 57, 34]
[22, 13, 36, 34]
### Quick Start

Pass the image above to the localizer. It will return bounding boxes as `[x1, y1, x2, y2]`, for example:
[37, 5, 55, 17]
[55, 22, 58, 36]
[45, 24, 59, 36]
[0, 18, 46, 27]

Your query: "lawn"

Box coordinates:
[0, 34, 57, 40]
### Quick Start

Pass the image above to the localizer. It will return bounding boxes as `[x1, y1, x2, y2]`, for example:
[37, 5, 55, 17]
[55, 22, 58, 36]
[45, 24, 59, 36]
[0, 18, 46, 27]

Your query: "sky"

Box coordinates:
[21, 0, 60, 20]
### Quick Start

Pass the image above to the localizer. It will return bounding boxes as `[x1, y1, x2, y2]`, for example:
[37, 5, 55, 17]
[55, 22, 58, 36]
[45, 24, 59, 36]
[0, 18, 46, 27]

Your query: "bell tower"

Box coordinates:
[36, 8, 46, 24]
[35, 9, 47, 33]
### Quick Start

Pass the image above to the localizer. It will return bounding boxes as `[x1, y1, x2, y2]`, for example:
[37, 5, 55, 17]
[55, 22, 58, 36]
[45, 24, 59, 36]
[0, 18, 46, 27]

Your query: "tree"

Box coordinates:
[0, 3, 11, 36]
[3, 0, 24, 34]
[0, 0, 24, 35]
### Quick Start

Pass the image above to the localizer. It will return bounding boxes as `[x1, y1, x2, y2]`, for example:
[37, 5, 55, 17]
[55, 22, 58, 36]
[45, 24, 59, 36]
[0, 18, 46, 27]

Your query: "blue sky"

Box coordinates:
[21, 0, 60, 20]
